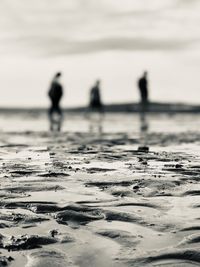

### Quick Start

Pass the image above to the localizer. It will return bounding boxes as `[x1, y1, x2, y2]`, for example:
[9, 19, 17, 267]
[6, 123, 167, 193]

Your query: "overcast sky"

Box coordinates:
[0, 0, 200, 107]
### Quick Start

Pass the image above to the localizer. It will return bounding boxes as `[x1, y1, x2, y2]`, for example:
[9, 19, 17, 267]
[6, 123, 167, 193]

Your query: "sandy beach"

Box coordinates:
[0, 112, 200, 267]
[1, 0, 200, 266]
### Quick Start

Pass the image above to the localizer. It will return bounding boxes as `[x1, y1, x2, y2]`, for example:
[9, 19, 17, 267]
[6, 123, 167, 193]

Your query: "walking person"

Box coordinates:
[138, 71, 149, 111]
[89, 80, 103, 112]
[138, 71, 149, 122]
[48, 72, 63, 131]
[88, 80, 104, 133]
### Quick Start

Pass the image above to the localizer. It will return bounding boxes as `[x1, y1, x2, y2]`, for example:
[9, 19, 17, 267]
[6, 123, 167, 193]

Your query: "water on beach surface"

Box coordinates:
[0, 112, 200, 267]
[0, 111, 200, 133]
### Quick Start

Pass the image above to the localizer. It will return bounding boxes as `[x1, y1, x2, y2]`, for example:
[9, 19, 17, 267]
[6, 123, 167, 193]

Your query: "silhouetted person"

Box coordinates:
[48, 72, 63, 131]
[89, 80, 103, 133]
[137, 71, 150, 152]
[138, 71, 149, 109]
[89, 80, 103, 112]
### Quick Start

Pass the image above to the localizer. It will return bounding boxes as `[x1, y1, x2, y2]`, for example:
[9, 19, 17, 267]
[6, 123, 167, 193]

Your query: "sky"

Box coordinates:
[0, 0, 200, 107]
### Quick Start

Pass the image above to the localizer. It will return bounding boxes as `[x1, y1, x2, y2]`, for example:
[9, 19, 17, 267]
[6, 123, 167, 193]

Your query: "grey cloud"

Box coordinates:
[0, 0, 199, 56]
[55, 37, 197, 55]
[1, 35, 196, 56]
[176, 0, 200, 6]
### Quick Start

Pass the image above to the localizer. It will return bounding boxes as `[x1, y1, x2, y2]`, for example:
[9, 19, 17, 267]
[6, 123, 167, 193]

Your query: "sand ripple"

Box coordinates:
[0, 130, 199, 266]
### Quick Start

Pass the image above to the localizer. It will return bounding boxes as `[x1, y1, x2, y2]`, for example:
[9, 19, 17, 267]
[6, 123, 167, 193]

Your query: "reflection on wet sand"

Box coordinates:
[88, 112, 104, 134]
[138, 112, 149, 152]
[49, 112, 63, 132]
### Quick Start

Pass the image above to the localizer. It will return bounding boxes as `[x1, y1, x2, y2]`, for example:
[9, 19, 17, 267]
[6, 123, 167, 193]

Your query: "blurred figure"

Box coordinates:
[138, 71, 149, 112]
[89, 80, 103, 112]
[138, 71, 149, 131]
[89, 80, 104, 133]
[48, 72, 63, 131]
[137, 71, 150, 152]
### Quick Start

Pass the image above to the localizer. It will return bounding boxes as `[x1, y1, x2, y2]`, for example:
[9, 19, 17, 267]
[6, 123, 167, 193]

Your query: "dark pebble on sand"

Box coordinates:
[138, 146, 149, 153]
[176, 164, 183, 168]
[133, 185, 140, 191]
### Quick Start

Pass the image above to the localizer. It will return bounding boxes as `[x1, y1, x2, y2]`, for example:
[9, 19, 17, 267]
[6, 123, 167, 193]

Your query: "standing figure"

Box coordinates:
[138, 71, 149, 110]
[89, 80, 103, 112]
[137, 71, 150, 152]
[48, 72, 63, 131]
[89, 80, 103, 133]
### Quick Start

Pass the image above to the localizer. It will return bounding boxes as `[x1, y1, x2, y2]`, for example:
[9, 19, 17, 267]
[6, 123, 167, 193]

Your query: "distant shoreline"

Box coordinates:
[0, 102, 200, 114]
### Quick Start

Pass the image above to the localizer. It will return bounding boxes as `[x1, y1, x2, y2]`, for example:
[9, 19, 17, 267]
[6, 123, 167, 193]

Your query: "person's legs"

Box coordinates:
[49, 106, 54, 118]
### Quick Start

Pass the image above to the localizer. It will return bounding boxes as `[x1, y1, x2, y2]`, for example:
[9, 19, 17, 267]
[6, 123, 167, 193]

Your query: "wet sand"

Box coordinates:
[0, 113, 200, 266]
